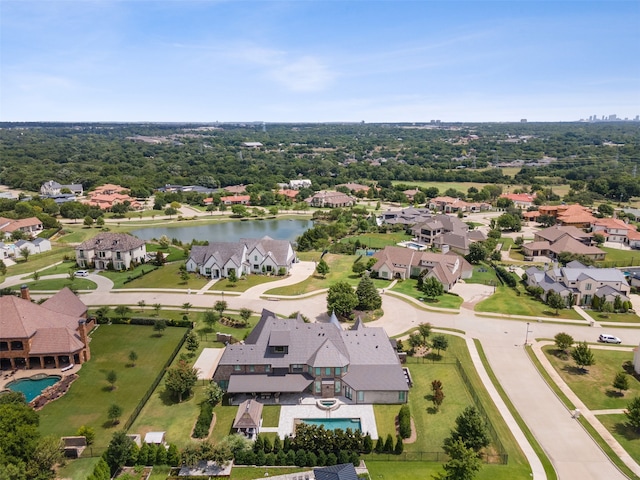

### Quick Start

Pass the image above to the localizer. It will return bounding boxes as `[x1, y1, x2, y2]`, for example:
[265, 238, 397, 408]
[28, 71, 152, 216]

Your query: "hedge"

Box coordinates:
[398, 405, 411, 439]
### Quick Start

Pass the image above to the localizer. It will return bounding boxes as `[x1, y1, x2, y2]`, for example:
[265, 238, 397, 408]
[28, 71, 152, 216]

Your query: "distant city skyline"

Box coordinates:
[1, 1, 639, 123]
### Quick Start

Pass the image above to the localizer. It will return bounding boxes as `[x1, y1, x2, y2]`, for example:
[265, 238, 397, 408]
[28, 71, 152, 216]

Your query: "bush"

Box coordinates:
[192, 402, 214, 438]
[398, 405, 411, 439]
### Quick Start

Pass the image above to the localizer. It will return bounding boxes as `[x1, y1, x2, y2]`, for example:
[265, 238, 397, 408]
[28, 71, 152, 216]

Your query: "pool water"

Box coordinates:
[6, 375, 61, 402]
[302, 418, 361, 432]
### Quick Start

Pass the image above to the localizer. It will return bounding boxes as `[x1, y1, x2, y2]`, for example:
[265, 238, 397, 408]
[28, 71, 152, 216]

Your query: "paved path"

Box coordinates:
[9, 260, 640, 479]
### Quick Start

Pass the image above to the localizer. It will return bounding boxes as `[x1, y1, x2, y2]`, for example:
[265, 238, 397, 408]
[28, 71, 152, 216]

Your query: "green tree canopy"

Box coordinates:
[326, 281, 358, 319]
[355, 274, 382, 311]
[165, 360, 198, 402]
[571, 341, 595, 373]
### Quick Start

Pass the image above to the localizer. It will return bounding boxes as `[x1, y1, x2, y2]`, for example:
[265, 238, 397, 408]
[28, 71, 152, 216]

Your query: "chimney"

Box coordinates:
[20, 284, 31, 301]
[78, 319, 91, 362]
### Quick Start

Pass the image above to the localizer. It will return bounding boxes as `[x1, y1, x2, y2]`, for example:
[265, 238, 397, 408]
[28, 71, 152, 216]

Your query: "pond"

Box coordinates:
[130, 218, 312, 244]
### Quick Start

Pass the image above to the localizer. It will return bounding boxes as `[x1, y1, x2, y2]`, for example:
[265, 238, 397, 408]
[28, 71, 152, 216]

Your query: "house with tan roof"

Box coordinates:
[232, 399, 263, 438]
[0, 217, 44, 240]
[84, 184, 142, 211]
[538, 204, 596, 228]
[0, 287, 92, 370]
[220, 195, 250, 205]
[307, 191, 355, 208]
[213, 309, 409, 405]
[75, 233, 146, 270]
[223, 185, 248, 194]
[428, 196, 489, 213]
[591, 217, 635, 244]
[371, 246, 472, 290]
[277, 189, 300, 200]
[336, 183, 370, 194]
[523, 225, 604, 261]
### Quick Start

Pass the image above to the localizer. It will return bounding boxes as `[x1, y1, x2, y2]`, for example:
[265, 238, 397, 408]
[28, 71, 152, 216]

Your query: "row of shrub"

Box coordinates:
[96, 317, 192, 328]
[192, 402, 214, 438]
[494, 265, 517, 288]
[87, 458, 110, 480]
[398, 405, 411, 439]
[219, 316, 248, 328]
[235, 448, 360, 467]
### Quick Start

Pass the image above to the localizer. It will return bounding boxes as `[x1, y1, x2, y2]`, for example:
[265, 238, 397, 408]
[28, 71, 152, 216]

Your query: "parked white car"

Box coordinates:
[598, 334, 622, 344]
[75, 270, 89, 277]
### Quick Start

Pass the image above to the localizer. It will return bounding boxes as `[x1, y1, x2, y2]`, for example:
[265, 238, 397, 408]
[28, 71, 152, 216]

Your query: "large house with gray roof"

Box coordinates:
[75, 233, 146, 270]
[213, 310, 409, 405]
[522, 225, 605, 261]
[524, 261, 630, 307]
[186, 236, 296, 278]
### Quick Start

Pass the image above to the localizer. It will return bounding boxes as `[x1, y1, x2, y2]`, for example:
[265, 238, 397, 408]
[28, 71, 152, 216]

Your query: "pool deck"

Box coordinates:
[0, 364, 82, 391]
[261, 396, 378, 440]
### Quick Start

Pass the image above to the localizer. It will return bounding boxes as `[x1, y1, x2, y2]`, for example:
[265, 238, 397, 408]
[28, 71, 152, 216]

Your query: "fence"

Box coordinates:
[455, 359, 509, 465]
[122, 326, 192, 432]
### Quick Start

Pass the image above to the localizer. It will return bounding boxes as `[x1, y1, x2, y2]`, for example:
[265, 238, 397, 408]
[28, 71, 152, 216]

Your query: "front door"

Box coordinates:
[322, 379, 334, 398]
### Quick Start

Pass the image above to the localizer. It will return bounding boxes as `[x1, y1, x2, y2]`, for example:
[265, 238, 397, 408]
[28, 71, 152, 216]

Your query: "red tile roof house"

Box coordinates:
[0, 286, 92, 370]
[499, 193, 536, 208]
[371, 246, 472, 291]
[75, 232, 147, 270]
[220, 195, 251, 205]
[0, 216, 44, 239]
[336, 183, 370, 194]
[591, 217, 635, 244]
[213, 309, 409, 405]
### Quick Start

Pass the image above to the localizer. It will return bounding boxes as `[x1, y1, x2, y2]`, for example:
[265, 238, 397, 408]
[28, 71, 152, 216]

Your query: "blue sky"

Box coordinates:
[1, 0, 639, 122]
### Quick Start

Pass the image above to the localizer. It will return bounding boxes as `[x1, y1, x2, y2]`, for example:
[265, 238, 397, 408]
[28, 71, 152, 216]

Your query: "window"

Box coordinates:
[325, 367, 331, 376]
[315, 381, 321, 393]
[335, 380, 341, 393]
[274, 346, 286, 354]
[254, 255, 258, 261]
[335, 367, 341, 376]
[265, 365, 271, 372]
[357, 391, 364, 402]
[585, 283, 592, 291]
[79, 250, 85, 258]
[345, 386, 352, 399]
[253, 264, 259, 270]
[315, 367, 321, 376]
[399, 391, 406, 402]
[249, 365, 255, 372]
[205, 268, 211, 274]
[116, 252, 121, 260]
[234, 365, 241, 371]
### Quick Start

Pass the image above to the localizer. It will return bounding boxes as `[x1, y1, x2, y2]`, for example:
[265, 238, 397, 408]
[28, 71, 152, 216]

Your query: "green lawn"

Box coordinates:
[229, 467, 309, 479]
[598, 414, 640, 463]
[475, 285, 583, 320]
[56, 456, 101, 480]
[5, 247, 75, 276]
[391, 278, 463, 309]
[27, 260, 78, 277]
[38, 324, 187, 452]
[217, 274, 285, 293]
[101, 263, 209, 290]
[367, 461, 526, 480]
[583, 309, 640, 324]
[598, 247, 640, 268]
[56, 228, 98, 244]
[265, 254, 391, 296]
[339, 232, 411, 249]
[542, 345, 640, 410]
[9, 278, 97, 291]
[145, 244, 187, 263]
[465, 263, 499, 285]
[262, 406, 281, 427]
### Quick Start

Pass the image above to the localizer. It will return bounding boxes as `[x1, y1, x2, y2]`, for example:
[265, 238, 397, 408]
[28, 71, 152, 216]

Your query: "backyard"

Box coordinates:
[37, 324, 187, 452]
[390, 278, 463, 309]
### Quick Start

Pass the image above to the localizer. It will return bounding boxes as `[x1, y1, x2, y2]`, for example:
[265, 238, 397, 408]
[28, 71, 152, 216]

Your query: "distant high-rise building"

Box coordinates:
[609, 114, 617, 121]
[520, 118, 527, 123]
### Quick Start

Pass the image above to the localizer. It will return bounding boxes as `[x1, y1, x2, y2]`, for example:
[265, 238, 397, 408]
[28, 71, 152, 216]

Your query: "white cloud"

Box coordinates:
[268, 56, 335, 92]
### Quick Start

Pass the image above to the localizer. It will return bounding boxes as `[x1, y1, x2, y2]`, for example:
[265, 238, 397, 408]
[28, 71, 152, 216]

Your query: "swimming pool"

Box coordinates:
[301, 418, 362, 432]
[6, 375, 61, 402]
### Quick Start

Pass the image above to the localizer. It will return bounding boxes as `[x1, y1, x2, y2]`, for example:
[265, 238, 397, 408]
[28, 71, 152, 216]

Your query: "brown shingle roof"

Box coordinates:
[76, 233, 145, 252]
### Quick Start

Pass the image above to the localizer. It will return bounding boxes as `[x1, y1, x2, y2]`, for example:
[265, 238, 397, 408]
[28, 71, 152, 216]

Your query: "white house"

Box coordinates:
[14, 238, 52, 256]
[40, 180, 84, 196]
[75, 233, 146, 270]
[289, 179, 312, 190]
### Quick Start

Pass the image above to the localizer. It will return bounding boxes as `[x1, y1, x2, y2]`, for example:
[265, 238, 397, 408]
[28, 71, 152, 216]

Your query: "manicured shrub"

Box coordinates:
[192, 402, 214, 438]
[398, 405, 411, 439]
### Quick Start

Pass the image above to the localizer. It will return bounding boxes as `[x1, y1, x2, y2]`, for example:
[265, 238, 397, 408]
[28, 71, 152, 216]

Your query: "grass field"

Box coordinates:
[598, 414, 640, 463]
[264, 253, 391, 295]
[5, 247, 75, 276]
[339, 232, 411, 249]
[583, 309, 640, 324]
[598, 247, 640, 267]
[391, 278, 463, 309]
[145, 244, 187, 263]
[465, 263, 499, 285]
[9, 277, 97, 291]
[217, 274, 284, 292]
[475, 285, 583, 320]
[38, 324, 187, 452]
[542, 346, 640, 410]
[100, 263, 208, 290]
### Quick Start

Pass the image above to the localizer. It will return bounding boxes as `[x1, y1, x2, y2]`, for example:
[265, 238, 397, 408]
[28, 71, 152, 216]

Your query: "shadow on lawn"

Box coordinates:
[562, 365, 589, 375]
[605, 389, 626, 398]
[614, 421, 640, 441]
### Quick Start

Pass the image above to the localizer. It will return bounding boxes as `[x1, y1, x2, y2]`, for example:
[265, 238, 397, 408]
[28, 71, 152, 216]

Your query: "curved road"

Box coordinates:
[3, 263, 639, 479]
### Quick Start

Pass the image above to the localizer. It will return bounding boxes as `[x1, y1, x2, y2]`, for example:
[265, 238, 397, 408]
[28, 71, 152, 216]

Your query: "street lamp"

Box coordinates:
[524, 322, 533, 346]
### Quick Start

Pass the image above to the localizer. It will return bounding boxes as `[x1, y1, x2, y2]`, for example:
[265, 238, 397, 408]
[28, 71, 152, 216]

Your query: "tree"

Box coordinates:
[165, 359, 198, 402]
[137, 300, 146, 312]
[106, 370, 117, 391]
[128, 350, 138, 367]
[164, 207, 178, 218]
[186, 330, 199, 355]
[153, 303, 162, 316]
[182, 302, 193, 314]
[0, 395, 40, 469]
[239, 308, 252, 323]
[83, 215, 94, 227]
[465, 242, 487, 264]
[76, 425, 95, 445]
[19, 247, 30, 262]
[203, 309, 217, 331]
[180, 270, 190, 283]
[105, 430, 135, 475]
[444, 406, 490, 452]
[33, 270, 40, 282]
[553, 332, 574, 355]
[571, 341, 595, 373]
[214, 300, 227, 316]
[26, 435, 63, 480]
[593, 233, 605, 246]
[352, 261, 367, 276]
[437, 438, 482, 480]
[114, 305, 131, 320]
[154, 319, 167, 336]
[154, 251, 166, 266]
[96, 216, 105, 227]
[613, 372, 630, 395]
[107, 404, 123, 425]
[625, 396, 640, 432]
[433, 386, 445, 412]
[597, 203, 614, 216]
[394, 435, 404, 455]
[418, 322, 432, 345]
[326, 281, 358, 319]
[546, 291, 565, 315]
[431, 335, 449, 358]
[205, 382, 224, 406]
[421, 276, 444, 300]
[355, 274, 382, 311]
[0, 259, 6, 276]
[316, 258, 330, 278]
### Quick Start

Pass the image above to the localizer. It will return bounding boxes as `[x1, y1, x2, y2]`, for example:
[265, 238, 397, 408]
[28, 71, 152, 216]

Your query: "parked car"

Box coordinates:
[598, 334, 622, 344]
[75, 270, 89, 277]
